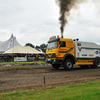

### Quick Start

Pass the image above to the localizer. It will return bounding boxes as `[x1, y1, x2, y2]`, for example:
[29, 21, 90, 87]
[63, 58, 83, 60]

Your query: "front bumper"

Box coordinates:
[45, 59, 62, 64]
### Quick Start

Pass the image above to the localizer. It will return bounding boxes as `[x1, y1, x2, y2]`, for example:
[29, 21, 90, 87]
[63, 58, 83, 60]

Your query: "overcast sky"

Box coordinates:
[0, 0, 100, 46]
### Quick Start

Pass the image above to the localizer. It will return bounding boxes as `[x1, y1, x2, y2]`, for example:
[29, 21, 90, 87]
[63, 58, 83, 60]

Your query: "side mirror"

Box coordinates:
[59, 44, 61, 48]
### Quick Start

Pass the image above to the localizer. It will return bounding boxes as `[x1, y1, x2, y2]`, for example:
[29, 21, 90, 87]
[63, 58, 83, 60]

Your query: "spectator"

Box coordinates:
[36, 54, 38, 61]
[5, 54, 8, 62]
[4, 54, 6, 62]
[9, 54, 11, 62]
[25, 54, 27, 58]
[1, 54, 4, 62]
[11, 54, 13, 61]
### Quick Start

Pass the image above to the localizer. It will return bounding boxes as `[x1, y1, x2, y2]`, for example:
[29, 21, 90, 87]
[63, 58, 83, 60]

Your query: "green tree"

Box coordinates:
[25, 43, 47, 53]
[35, 46, 40, 51]
[40, 43, 47, 53]
[25, 43, 34, 48]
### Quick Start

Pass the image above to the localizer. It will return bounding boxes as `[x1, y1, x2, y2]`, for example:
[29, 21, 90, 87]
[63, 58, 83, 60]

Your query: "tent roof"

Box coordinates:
[4, 46, 44, 54]
[0, 34, 22, 53]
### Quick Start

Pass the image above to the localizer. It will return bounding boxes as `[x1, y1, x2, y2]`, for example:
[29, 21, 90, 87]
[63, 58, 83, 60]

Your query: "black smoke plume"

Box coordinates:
[56, 0, 85, 38]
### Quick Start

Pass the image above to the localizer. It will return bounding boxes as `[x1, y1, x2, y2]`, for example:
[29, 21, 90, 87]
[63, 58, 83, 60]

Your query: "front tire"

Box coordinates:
[52, 64, 61, 69]
[64, 59, 73, 70]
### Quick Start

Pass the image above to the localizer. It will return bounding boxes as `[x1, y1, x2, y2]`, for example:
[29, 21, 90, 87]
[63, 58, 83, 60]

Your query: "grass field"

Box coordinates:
[0, 61, 45, 65]
[0, 81, 100, 100]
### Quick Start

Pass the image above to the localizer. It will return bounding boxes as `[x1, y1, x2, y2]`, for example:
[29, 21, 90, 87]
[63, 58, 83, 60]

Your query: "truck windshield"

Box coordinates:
[47, 41, 58, 49]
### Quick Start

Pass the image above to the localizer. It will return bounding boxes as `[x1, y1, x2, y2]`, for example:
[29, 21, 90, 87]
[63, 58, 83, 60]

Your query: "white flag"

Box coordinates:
[7, 38, 13, 48]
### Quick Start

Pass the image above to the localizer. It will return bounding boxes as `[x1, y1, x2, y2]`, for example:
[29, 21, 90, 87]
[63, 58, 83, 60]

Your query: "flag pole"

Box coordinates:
[13, 33, 14, 61]
[13, 33, 14, 54]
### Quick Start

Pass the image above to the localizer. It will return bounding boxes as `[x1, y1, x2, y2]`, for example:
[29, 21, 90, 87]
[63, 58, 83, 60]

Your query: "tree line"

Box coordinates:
[25, 43, 47, 53]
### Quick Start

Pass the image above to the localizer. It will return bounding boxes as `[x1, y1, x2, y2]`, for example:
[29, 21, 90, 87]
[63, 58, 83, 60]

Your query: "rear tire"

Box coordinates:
[64, 59, 73, 70]
[52, 64, 61, 69]
[93, 57, 100, 68]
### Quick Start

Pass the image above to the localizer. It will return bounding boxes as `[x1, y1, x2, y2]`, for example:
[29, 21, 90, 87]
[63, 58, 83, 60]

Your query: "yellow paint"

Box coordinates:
[75, 59, 93, 65]
[77, 60, 93, 62]
[75, 62, 93, 65]
[57, 38, 75, 58]
[46, 48, 58, 54]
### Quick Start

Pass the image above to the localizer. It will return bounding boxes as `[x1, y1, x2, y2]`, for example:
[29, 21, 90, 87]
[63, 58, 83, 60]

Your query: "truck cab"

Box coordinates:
[45, 36, 75, 70]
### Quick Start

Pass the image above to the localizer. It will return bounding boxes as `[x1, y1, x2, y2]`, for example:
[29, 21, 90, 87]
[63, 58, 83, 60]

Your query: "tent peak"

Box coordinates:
[11, 33, 13, 38]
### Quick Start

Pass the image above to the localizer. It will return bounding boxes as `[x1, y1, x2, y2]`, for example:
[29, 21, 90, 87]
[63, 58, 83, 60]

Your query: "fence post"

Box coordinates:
[43, 75, 45, 90]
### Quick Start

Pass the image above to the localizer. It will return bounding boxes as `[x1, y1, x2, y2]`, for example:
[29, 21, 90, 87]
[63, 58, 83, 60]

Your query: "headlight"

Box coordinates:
[48, 59, 51, 61]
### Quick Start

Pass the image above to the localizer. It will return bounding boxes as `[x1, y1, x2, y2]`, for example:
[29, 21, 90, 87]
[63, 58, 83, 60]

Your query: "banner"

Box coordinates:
[28, 57, 35, 61]
[7, 38, 13, 48]
[14, 57, 27, 62]
[38, 57, 45, 60]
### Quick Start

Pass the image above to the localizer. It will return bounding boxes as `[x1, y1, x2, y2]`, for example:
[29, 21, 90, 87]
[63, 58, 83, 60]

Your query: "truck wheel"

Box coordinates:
[64, 59, 73, 70]
[52, 64, 61, 69]
[93, 57, 100, 68]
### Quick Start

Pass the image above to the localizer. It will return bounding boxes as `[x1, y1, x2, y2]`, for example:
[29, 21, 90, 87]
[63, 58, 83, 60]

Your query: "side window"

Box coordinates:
[59, 41, 66, 47]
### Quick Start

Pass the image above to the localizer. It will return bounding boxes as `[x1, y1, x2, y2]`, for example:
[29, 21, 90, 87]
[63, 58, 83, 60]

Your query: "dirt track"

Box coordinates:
[0, 65, 100, 93]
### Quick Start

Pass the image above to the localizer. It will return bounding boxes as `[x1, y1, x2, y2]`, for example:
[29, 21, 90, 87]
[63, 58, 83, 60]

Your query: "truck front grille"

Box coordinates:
[46, 53, 56, 58]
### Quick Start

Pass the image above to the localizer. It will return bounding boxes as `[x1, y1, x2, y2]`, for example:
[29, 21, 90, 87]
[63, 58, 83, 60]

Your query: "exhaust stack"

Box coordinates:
[61, 34, 63, 38]
[60, 26, 63, 38]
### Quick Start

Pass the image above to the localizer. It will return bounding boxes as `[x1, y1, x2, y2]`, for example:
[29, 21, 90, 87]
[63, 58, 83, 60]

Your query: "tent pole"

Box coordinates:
[13, 35, 14, 53]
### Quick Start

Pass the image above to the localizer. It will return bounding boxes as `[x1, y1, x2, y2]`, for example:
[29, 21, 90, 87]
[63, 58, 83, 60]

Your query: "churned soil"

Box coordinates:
[0, 65, 100, 93]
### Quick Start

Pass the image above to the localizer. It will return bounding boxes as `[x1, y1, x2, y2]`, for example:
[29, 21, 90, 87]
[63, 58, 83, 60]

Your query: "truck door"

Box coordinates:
[59, 41, 67, 57]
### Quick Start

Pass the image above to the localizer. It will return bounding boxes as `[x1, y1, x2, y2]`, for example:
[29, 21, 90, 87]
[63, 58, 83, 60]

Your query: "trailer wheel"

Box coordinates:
[93, 57, 100, 68]
[52, 64, 61, 69]
[64, 59, 73, 70]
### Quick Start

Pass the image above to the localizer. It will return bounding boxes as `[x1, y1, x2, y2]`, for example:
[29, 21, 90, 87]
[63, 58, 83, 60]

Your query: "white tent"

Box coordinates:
[4, 46, 44, 54]
[0, 34, 22, 53]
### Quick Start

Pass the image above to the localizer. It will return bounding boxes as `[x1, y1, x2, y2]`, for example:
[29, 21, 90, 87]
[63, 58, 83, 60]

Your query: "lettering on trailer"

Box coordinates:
[89, 54, 94, 56]
[82, 54, 87, 56]
[78, 47, 81, 51]
[77, 43, 81, 46]
[77, 53, 79, 57]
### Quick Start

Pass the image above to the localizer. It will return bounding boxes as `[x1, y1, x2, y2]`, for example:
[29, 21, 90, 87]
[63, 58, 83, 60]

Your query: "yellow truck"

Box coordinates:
[45, 35, 100, 70]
